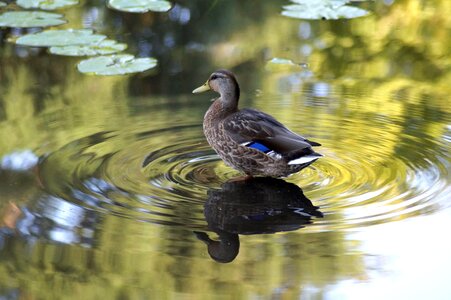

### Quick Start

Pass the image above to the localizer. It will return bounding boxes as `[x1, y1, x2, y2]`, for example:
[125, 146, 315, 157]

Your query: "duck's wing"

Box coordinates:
[223, 108, 321, 162]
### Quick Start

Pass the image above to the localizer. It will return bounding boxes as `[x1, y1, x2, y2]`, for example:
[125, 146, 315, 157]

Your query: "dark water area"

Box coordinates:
[1, 0, 450, 299]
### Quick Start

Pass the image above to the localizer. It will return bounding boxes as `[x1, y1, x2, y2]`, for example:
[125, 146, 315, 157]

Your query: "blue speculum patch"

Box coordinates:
[247, 141, 271, 153]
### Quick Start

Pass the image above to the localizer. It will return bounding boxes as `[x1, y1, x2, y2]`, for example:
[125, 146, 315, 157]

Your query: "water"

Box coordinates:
[1, 0, 451, 299]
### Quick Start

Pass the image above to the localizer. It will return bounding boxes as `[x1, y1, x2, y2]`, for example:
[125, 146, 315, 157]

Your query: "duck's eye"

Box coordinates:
[210, 74, 219, 80]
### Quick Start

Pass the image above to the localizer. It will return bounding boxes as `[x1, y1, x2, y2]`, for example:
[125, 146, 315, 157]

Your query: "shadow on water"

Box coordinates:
[194, 177, 323, 263]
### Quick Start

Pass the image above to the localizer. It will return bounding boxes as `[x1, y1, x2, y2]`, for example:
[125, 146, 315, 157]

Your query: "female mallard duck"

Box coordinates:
[193, 69, 322, 178]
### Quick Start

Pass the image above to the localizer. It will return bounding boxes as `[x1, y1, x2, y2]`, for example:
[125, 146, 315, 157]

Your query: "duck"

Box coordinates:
[192, 69, 322, 178]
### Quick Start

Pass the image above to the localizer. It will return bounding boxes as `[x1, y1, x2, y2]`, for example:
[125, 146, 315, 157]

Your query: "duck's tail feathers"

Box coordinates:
[306, 139, 321, 147]
[288, 153, 323, 165]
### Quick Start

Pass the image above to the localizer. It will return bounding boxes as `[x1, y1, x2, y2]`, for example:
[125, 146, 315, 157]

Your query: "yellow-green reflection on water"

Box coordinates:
[0, 0, 450, 299]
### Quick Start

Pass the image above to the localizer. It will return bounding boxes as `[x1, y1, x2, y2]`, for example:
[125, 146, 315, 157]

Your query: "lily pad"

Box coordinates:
[268, 57, 308, 67]
[0, 11, 66, 28]
[108, 0, 171, 13]
[282, 0, 369, 20]
[16, 29, 106, 47]
[0, 1, 6, 7]
[269, 57, 297, 65]
[17, 0, 78, 10]
[77, 54, 157, 75]
[266, 57, 309, 72]
[49, 39, 127, 56]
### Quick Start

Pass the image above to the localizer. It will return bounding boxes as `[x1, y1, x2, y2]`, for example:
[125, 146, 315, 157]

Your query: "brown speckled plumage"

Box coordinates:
[193, 69, 322, 177]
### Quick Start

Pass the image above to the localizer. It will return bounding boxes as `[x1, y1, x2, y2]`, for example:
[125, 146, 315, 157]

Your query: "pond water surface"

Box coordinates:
[1, 0, 450, 299]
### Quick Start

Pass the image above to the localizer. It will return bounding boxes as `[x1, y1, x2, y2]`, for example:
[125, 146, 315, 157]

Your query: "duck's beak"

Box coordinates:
[192, 81, 211, 93]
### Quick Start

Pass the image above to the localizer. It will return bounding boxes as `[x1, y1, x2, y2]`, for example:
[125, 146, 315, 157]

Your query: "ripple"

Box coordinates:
[284, 116, 450, 229]
[36, 115, 450, 231]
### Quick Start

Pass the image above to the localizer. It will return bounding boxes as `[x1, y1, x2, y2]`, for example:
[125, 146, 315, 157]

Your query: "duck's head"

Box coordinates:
[192, 70, 240, 104]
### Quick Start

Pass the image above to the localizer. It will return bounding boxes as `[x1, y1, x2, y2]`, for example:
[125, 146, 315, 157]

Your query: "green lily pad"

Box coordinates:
[17, 0, 78, 10]
[269, 58, 297, 65]
[16, 29, 106, 47]
[49, 39, 127, 56]
[0, 11, 66, 28]
[77, 55, 157, 75]
[108, 0, 171, 13]
[266, 57, 309, 71]
[282, 0, 369, 20]
[268, 57, 308, 67]
[0, 2, 6, 7]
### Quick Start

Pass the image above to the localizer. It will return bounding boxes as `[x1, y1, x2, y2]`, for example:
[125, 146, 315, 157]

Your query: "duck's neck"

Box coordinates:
[204, 86, 240, 126]
[204, 98, 233, 124]
[219, 90, 239, 114]
[216, 81, 240, 113]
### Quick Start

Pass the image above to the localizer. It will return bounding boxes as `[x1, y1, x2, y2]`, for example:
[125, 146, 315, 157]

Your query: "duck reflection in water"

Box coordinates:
[194, 177, 323, 263]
